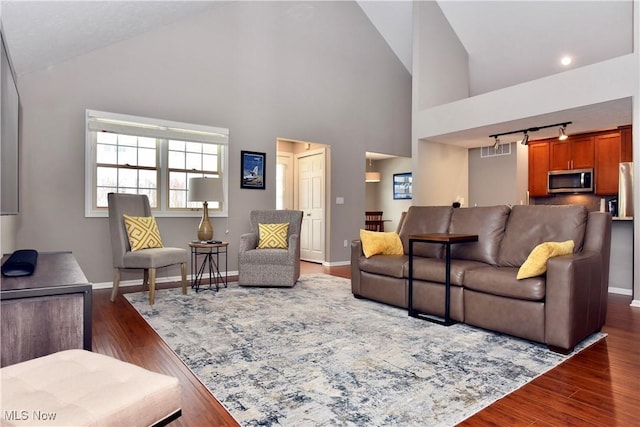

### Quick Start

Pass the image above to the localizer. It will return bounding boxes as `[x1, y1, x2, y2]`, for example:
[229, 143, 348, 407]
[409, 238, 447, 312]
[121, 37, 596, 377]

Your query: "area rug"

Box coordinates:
[125, 274, 604, 426]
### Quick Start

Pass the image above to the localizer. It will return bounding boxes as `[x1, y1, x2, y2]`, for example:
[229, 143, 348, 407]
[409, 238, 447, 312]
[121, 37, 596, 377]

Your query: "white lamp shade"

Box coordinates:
[365, 172, 381, 183]
[188, 177, 223, 202]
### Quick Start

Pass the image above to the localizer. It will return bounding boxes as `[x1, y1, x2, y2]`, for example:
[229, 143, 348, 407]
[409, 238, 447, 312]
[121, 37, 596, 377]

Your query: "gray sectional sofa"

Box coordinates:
[351, 204, 612, 353]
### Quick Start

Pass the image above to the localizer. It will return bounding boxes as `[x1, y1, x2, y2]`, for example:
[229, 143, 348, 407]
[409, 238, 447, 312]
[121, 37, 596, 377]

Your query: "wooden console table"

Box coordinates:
[1, 251, 92, 367]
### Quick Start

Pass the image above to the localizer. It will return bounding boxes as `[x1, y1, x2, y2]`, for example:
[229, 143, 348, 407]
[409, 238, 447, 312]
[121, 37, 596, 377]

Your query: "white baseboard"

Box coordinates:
[322, 260, 350, 267]
[93, 271, 636, 305]
[608, 286, 633, 296]
[91, 271, 238, 290]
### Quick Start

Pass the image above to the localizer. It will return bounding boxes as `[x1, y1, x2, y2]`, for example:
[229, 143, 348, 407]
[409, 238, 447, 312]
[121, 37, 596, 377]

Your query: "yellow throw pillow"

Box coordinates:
[360, 229, 404, 258]
[123, 215, 164, 251]
[517, 240, 574, 280]
[258, 223, 289, 249]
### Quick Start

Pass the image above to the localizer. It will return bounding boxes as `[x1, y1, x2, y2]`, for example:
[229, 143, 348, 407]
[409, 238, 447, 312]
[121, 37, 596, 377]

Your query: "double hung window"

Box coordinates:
[85, 110, 228, 217]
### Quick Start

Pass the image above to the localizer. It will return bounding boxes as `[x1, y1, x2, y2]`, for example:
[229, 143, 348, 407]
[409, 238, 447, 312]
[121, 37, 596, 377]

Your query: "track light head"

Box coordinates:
[521, 132, 529, 145]
[558, 125, 568, 140]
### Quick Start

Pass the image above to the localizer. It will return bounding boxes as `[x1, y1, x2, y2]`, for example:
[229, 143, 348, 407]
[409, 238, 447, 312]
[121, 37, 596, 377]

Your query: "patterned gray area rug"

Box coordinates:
[125, 273, 604, 426]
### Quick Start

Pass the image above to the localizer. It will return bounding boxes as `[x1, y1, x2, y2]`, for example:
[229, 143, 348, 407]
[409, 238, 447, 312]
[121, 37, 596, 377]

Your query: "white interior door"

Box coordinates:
[296, 149, 325, 263]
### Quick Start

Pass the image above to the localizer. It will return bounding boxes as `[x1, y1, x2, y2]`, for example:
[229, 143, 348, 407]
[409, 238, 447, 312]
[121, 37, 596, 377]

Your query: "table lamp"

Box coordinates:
[188, 177, 223, 241]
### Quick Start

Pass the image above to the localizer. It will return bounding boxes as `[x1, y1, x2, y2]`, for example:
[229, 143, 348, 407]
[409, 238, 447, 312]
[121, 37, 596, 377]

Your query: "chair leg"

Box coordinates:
[110, 269, 121, 302]
[143, 269, 150, 290]
[148, 268, 157, 305]
[181, 263, 187, 295]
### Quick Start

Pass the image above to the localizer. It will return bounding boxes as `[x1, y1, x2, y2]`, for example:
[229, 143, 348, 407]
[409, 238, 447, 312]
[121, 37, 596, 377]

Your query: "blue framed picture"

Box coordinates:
[393, 172, 412, 199]
[241, 150, 266, 189]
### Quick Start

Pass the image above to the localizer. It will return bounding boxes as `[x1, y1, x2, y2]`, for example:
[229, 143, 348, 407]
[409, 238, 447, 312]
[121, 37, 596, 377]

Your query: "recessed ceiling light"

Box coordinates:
[561, 56, 572, 66]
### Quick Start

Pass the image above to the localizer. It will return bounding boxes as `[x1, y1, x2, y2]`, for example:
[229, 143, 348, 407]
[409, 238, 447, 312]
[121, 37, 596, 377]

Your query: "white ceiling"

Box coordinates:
[437, 1, 633, 96]
[0, 1, 634, 149]
[0, 1, 227, 76]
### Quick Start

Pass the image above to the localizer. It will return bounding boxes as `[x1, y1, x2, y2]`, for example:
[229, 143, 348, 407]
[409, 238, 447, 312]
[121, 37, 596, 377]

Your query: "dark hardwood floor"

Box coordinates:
[94, 262, 639, 426]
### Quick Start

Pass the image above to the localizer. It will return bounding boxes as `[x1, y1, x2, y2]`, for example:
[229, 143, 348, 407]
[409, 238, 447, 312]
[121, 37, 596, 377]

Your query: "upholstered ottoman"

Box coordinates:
[0, 349, 181, 426]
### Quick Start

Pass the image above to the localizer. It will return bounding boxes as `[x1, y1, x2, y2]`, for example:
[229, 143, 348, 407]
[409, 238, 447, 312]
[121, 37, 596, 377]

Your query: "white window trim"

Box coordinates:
[85, 109, 229, 218]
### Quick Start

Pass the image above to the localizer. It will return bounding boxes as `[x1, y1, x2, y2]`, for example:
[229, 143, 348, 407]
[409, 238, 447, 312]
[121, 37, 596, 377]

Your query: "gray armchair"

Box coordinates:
[108, 193, 187, 304]
[238, 210, 304, 287]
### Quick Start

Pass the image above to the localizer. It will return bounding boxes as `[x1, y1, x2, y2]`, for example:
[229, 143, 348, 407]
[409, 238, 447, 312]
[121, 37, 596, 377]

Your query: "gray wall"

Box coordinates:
[15, 1, 411, 283]
[468, 143, 518, 207]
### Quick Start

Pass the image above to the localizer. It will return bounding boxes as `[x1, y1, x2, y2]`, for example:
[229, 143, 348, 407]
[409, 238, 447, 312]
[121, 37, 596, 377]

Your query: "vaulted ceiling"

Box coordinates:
[1, 1, 634, 147]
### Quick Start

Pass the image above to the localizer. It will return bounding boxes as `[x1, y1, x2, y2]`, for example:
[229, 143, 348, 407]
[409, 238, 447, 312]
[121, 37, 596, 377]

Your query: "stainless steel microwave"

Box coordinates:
[547, 168, 593, 193]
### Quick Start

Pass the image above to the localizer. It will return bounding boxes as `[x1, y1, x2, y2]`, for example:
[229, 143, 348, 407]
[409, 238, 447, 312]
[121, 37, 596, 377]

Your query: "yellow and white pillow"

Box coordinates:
[517, 240, 574, 279]
[123, 215, 164, 251]
[258, 223, 289, 249]
[359, 229, 404, 258]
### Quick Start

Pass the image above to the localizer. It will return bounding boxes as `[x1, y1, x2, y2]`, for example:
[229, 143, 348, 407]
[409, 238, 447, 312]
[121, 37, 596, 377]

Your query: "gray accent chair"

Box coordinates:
[108, 193, 187, 304]
[238, 210, 304, 287]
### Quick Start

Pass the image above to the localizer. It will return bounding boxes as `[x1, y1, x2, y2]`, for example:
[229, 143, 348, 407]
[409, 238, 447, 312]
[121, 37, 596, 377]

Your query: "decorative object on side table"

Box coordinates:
[1, 249, 38, 277]
[241, 150, 266, 189]
[188, 177, 223, 241]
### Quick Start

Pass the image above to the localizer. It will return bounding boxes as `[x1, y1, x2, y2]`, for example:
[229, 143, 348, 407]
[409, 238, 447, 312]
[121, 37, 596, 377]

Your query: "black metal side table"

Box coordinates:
[189, 242, 229, 292]
[408, 233, 478, 326]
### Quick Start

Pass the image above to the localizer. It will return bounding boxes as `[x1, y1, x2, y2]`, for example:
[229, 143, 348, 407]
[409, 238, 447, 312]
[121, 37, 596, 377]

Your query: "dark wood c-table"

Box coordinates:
[408, 233, 478, 326]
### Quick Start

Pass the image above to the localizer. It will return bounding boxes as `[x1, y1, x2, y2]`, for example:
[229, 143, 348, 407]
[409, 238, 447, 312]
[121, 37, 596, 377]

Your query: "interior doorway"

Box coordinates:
[276, 139, 329, 264]
[365, 152, 412, 233]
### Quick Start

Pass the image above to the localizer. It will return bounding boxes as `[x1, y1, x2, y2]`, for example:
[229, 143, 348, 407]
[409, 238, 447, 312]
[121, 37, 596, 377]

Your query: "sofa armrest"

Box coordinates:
[351, 240, 363, 296]
[544, 250, 604, 351]
[239, 232, 258, 254]
[287, 234, 301, 261]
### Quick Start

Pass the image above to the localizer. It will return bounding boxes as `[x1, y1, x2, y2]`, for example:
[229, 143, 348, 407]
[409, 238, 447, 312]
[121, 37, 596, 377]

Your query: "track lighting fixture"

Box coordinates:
[558, 125, 568, 141]
[489, 121, 571, 146]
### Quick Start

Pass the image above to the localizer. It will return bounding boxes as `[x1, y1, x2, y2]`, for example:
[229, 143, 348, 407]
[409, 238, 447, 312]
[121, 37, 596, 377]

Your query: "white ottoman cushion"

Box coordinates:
[0, 349, 180, 426]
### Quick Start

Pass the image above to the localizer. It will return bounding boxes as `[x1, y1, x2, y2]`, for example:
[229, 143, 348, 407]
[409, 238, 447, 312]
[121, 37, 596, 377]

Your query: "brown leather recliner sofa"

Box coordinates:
[350, 204, 612, 353]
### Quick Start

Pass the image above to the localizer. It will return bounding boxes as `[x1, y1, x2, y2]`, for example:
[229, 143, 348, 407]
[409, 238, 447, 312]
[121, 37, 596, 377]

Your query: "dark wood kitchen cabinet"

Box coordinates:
[594, 132, 622, 195]
[528, 140, 550, 197]
[549, 135, 594, 171]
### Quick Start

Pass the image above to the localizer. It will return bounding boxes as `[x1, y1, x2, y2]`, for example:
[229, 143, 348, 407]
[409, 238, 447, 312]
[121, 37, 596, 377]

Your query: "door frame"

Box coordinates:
[276, 152, 294, 210]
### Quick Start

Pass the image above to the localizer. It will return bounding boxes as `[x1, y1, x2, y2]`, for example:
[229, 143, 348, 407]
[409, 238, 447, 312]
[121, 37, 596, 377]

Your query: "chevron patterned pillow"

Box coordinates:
[123, 215, 164, 251]
[257, 223, 289, 249]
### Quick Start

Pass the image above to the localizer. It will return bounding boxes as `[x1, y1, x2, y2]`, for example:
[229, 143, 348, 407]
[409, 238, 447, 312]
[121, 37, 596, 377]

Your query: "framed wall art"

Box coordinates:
[393, 172, 412, 200]
[241, 150, 266, 189]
